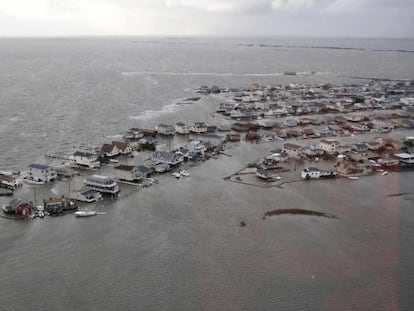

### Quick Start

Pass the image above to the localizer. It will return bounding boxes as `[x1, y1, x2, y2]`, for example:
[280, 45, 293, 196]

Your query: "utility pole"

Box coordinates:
[67, 178, 71, 195]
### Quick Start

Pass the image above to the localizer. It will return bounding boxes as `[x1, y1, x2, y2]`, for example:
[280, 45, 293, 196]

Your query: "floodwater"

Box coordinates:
[0, 37, 413, 310]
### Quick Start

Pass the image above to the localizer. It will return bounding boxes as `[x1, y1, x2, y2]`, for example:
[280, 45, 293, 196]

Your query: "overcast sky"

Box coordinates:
[0, 0, 413, 37]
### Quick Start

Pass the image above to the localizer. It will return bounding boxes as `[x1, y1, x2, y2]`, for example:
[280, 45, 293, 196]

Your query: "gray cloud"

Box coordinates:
[0, 0, 412, 37]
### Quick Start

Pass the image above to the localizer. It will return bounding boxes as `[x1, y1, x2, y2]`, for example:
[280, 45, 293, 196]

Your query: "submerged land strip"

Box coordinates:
[236, 43, 414, 54]
[263, 209, 337, 219]
[1, 79, 414, 220]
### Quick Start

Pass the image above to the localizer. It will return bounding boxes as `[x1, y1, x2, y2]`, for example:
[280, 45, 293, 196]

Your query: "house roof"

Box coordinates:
[320, 139, 340, 145]
[73, 151, 96, 158]
[193, 122, 207, 127]
[153, 151, 180, 161]
[158, 124, 174, 128]
[28, 163, 51, 170]
[112, 141, 129, 150]
[115, 165, 136, 171]
[86, 175, 115, 184]
[137, 165, 153, 174]
[80, 189, 101, 196]
[283, 143, 301, 150]
[304, 167, 320, 172]
[394, 153, 414, 159]
[0, 174, 14, 182]
[7, 198, 31, 208]
[101, 143, 115, 153]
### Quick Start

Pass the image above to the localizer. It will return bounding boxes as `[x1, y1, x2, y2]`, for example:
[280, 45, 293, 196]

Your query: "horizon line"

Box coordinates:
[0, 34, 413, 40]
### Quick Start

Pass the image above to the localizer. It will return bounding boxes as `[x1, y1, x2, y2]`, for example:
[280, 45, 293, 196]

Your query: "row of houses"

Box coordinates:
[281, 137, 395, 159]
[125, 122, 218, 137]
[113, 137, 223, 182]
[215, 80, 414, 119]
[100, 141, 133, 158]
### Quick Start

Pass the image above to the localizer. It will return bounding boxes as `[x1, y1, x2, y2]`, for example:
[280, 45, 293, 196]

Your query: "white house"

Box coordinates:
[84, 175, 120, 195]
[71, 189, 102, 203]
[70, 151, 101, 168]
[27, 164, 57, 183]
[258, 130, 275, 141]
[319, 139, 340, 154]
[114, 165, 141, 181]
[301, 167, 337, 179]
[350, 124, 369, 132]
[100, 143, 120, 158]
[190, 122, 208, 134]
[0, 174, 22, 189]
[175, 122, 190, 134]
[152, 151, 184, 166]
[157, 124, 175, 136]
[112, 141, 133, 155]
[217, 102, 235, 113]
[230, 109, 257, 120]
[283, 118, 298, 127]
[394, 153, 414, 167]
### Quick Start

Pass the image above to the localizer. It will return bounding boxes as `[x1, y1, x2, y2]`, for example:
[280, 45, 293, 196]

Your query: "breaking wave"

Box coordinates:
[105, 134, 124, 139]
[9, 116, 25, 122]
[128, 102, 182, 121]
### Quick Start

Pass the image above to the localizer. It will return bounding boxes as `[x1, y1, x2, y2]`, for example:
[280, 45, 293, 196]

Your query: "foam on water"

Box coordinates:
[129, 102, 182, 121]
[145, 76, 159, 85]
[105, 134, 124, 139]
[9, 116, 25, 122]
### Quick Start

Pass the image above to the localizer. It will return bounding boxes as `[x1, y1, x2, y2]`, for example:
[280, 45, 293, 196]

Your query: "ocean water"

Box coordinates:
[0, 37, 413, 310]
[1, 37, 413, 169]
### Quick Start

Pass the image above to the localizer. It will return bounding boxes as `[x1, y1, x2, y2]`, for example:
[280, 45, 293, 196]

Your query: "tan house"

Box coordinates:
[282, 143, 302, 158]
[319, 139, 340, 154]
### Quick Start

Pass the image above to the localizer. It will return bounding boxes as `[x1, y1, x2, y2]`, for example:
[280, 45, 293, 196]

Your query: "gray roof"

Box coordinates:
[79, 189, 101, 196]
[137, 165, 153, 174]
[305, 167, 320, 172]
[73, 151, 96, 158]
[7, 198, 31, 208]
[112, 141, 129, 150]
[152, 151, 181, 162]
[28, 163, 51, 170]
[158, 124, 174, 128]
[115, 165, 136, 171]
[194, 122, 207, 127]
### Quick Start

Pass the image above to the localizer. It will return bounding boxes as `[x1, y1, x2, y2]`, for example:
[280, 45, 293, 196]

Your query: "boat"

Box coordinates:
[179, 170, 190, 177]
[381, 171, 388, 176]
[348, 176, 360, 180]
[172, 172, 181, 178]
[74, 210, 97, 217]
